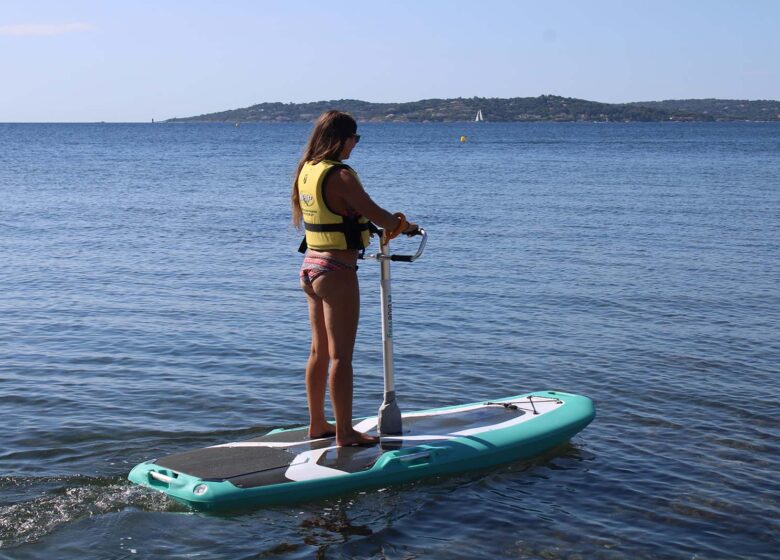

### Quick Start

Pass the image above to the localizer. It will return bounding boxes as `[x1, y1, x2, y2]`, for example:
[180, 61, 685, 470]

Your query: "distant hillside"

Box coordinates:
[627, 99, 780, 121]
[166, 95, 780, 123]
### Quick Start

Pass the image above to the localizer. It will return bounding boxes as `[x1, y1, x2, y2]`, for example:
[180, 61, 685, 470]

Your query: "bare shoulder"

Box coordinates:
[333, 168, 362, 191]
[325, 168, 362, 198]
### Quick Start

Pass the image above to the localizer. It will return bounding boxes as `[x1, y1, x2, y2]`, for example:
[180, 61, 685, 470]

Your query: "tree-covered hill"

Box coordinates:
[166, 95, 780, 123]
[627, 98, 780, 121]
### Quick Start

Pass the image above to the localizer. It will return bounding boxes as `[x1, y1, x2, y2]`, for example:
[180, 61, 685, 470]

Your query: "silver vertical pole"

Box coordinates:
[377, 237, 402, 435]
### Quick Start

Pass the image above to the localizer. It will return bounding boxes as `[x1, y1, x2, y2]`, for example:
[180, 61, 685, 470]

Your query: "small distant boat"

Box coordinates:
[235, 122, 241, 128]
[475, 110, 484, 122]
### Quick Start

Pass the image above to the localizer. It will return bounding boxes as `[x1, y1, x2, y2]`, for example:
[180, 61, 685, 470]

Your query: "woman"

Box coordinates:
[292, 111, 416, 447]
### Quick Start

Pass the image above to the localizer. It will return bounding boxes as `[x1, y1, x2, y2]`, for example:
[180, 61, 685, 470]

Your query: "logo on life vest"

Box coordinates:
[300, 193, 314, 206]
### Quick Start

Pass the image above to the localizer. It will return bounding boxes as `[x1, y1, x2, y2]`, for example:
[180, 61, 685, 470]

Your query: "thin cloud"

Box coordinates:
[0, 23, 95, 37]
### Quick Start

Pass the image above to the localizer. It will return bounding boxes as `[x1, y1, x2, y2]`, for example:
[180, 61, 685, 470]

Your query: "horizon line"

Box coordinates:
[3, 94, 779, 124]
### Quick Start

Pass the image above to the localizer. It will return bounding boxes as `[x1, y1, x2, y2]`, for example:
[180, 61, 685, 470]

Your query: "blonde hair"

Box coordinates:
[291, 111, 357, 229]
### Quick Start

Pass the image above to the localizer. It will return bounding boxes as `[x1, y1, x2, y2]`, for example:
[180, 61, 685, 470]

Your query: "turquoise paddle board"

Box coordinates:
[128, 390, 594, 509]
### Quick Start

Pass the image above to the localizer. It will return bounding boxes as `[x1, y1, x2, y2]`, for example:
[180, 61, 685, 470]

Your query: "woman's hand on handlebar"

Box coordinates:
[403, 221, 420, 236]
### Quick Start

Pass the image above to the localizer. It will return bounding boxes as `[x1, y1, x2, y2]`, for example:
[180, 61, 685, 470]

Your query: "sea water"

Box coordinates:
[0, 122, 778, 558]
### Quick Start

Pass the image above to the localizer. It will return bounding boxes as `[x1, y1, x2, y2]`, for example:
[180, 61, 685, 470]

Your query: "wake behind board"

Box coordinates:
[128, 391, 594, 509]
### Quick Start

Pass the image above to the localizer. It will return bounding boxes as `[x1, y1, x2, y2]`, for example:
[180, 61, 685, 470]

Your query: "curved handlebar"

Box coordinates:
[362, 228, 427, 262]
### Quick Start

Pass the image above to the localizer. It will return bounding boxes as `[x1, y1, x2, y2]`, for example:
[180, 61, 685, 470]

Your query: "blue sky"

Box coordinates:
[1, 0, 778, 122]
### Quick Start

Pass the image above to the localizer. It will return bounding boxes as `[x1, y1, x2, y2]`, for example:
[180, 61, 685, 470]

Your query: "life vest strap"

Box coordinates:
[299, 221, 378, 254]
[303, 222, 370, 233]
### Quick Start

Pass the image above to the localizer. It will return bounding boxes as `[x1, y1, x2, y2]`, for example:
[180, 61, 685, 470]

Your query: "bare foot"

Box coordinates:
[337, 429, 380, 447]
[308, 422, 337, 439]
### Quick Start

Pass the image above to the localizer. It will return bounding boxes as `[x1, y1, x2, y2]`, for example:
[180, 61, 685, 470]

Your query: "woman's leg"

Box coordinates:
[302, 280, 335, 438]
[312, 269, 379, 446]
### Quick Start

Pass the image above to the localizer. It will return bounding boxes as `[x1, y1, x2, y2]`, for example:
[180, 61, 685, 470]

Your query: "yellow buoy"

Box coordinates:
[460, 135, 467, 143]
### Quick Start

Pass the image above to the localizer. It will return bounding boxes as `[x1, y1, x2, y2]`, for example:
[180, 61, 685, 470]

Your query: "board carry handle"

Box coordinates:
[148, 469, 185, 489]
[380, 448, 436, 469]
[149, 471, 173, 484]
[397, 450, 433, 462]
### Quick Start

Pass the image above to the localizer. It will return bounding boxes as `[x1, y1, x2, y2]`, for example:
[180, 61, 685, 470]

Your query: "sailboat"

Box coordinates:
[475, 109, 484, 122]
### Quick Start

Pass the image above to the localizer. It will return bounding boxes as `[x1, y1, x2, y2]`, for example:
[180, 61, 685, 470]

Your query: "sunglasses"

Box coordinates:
[353, 134, 361, 143]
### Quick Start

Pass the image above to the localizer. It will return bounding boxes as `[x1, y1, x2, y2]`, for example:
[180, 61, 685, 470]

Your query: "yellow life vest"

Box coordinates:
[298, 160, 372, 251]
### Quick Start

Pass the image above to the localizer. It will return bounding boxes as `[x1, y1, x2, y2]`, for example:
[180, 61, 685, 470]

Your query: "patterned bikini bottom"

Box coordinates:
[299, 254, 357, 285]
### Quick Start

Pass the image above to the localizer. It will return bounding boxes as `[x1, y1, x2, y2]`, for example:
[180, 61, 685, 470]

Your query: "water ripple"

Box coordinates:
[1, 122, 779, 558]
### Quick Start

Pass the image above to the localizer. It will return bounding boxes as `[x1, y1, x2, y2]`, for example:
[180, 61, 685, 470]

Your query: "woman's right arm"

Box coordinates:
[329, 169, 409, 232]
